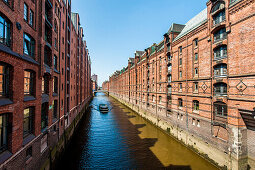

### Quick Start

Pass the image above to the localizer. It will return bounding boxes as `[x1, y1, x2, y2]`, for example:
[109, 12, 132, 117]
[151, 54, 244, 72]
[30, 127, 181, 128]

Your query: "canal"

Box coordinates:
[57, 92, 218, 169]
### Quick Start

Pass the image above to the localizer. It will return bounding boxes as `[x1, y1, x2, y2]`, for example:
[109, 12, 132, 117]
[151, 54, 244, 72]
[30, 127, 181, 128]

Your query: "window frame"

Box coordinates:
[214, 102, 227, 117]
[23, 107, 34, 138]
[0, 113, 9, 153]
[23, 33, 35, 58]
[24, 70, 34, 96]
[24, 3, 28, 22]
[193, 100, 199, 111]
[0, 14, 11, 47]
[0, 63, 10, 98]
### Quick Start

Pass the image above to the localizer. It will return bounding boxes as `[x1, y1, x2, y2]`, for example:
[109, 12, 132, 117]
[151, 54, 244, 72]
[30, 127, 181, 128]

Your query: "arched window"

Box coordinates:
[214, 82, 227, 96]
[214, 45, 227, 59]
[214, 63, 227, 77]
[211, 1, 225, 14]
[193, 100, 199, 111]
[23, 33, 35, 58]
[0, 14, 11, 47]
[214, 101, 227, 117]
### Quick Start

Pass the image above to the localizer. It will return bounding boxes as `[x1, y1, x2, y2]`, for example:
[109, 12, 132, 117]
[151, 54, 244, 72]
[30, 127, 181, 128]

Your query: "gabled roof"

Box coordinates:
[174, 8, 207, 42]
[168, 23, 185, 33]
[135, 51, 145, 57]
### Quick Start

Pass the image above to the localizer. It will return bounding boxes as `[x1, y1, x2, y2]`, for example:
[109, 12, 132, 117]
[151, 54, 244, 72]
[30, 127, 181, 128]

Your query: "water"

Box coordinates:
[57, 92, 218, 169]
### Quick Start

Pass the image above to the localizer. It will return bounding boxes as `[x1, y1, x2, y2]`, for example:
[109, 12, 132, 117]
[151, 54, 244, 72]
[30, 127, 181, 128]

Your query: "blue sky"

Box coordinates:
[72, 0, 207, 86]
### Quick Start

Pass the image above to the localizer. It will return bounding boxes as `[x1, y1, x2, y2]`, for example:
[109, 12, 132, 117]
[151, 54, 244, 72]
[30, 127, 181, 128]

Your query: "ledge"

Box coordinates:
[0, 150, 12, 164]
[22, 134, 35, 146]
[0, 98, 13, 106]
[24, 96, 36, 102]
[0, 44, 39, 65]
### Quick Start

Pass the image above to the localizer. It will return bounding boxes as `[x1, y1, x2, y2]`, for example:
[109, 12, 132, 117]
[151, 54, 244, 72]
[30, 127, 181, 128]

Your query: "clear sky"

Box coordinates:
[72, 0, 207, 86]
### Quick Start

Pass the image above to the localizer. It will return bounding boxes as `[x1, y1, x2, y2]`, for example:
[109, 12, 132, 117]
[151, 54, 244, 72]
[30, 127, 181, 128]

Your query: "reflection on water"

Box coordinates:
[57, 92, 218, 170]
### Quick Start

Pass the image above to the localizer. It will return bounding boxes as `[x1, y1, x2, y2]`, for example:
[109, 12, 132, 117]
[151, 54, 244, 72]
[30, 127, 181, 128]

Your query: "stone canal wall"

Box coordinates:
[110, 94, 254, 170]
[41, 100, 92, 170]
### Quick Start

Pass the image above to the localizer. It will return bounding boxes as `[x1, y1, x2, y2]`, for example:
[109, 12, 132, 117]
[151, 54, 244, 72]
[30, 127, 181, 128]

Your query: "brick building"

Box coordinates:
[0, 0, 92, 169]
[107, 0, 255, 169]
[92, 74, 98, 92]
[102, 80, 109, 91]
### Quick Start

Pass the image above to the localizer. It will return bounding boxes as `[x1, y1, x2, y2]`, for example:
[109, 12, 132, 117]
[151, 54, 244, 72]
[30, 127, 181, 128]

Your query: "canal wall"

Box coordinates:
[40, 99, 92, 170]
[110, 94, 254, 170]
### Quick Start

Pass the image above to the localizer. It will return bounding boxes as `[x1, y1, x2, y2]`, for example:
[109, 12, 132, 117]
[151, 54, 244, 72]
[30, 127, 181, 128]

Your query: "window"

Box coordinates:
[0, 113, 9, 152]
[195, 68, 198, 76]
[24, 70, 34, 96]
[54, 55, 58, 70]
[214, 63, 227, 77]
[152, 95, 155, 102]
[179, 58, 182, 65]
[192, 83, 198, 93]
[211, 2, 225, 14]
[214, 45, 227, 59]
[23, 107, 34, 138]
[179, 71, 182, 78]
[179, 83, 182, 91]
[0, 64, 10, 98]
[0, 15, 11, 47]
[213, 10, 225, 25]
[194, 53, 198, 61]
[168, 75, 171, 82]
[42, 75, 49, 94]
[159, 96, 162, 104]
[214, 28, 226, 42]
[193, 100, 199, 111]
[214, 82, 227, 96]
[53, 76, 58, 94]
[168, 86, 172, 94]
[44, 46, 52, 66]
[23, 33, 35, 58]
[53, 100, 58, 119]
[194, 39, 198, 47]
[54, 38, 57, 49]
[179, 46, 182, 54]
[178, 98, 183, 107]
[24, 3, 28, 21]
[214, 102, 227, 117]
[26, 146, 32, 160]
[41, 103, 48, 131]
[29, 10, 34, 26]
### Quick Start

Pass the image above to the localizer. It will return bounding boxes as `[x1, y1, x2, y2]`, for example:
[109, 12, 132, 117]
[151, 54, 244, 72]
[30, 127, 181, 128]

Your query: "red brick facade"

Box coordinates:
[108, 0, 255, 169]
[0, 0, 92, 169]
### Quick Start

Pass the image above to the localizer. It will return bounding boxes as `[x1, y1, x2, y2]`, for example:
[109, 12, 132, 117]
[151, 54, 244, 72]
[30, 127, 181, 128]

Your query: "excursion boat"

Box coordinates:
[99, 104, 109, 113]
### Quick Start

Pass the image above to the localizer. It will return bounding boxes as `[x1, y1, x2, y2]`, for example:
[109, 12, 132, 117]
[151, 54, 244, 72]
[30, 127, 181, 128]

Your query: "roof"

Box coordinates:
[174, 8, 207, 42]
[135, 51, 145, 57]
[168, 23, 185, 33]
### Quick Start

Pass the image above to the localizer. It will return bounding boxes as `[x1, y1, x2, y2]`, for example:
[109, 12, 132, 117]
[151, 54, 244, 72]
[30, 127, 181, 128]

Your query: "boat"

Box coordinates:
[99, 104, 109, 113]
